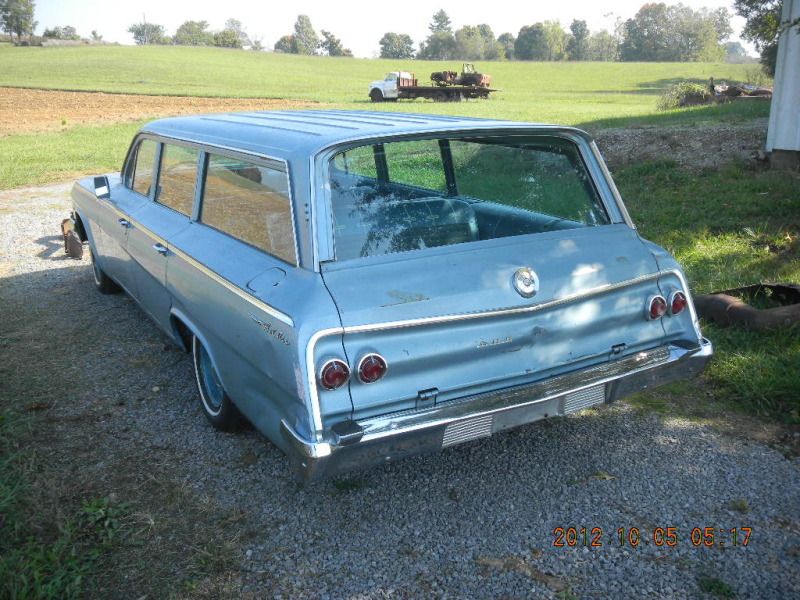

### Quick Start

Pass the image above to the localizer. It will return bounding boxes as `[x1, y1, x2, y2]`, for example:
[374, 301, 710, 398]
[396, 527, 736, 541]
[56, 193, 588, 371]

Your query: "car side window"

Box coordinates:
[200, 154, 296, 265]
[130, 139, 157, 197]
[156, 144, 198, 217]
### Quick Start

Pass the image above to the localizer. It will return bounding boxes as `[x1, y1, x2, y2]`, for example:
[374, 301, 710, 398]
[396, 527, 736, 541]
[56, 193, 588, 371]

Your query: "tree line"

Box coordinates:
[127, 19, 259, 50]
[380, 6, 735, 62]
[1, 0, 797, 74]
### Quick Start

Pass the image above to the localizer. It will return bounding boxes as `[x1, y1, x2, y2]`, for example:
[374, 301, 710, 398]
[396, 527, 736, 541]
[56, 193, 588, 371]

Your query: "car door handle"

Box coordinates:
[118, 218, 130, 228]
[152, 243, 168, 256]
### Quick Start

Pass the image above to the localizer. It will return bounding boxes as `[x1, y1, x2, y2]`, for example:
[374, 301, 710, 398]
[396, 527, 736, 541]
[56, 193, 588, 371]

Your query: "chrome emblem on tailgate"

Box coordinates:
[513, 267, 539, 298]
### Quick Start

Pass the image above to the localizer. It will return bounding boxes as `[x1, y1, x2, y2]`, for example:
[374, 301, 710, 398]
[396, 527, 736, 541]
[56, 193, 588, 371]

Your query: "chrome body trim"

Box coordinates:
[285, 338, 713, 482]
[99, 200, 294, 327]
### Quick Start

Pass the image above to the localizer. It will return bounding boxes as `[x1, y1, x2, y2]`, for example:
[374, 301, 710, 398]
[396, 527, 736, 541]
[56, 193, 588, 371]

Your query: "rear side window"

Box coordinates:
[156, 144, 199, 217]
[200, 154, 296, 265]
[129, 139, 157, 197]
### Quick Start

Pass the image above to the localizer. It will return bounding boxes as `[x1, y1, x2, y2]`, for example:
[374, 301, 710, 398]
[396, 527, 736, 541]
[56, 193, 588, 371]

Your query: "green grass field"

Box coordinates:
[0, 44, 765, 122]
[0, 45, 770, 189]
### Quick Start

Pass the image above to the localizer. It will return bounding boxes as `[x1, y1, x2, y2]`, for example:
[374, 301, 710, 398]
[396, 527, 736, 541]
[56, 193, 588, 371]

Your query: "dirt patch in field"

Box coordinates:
[0, 87, 318, 136]
[593, 119, 769, 171]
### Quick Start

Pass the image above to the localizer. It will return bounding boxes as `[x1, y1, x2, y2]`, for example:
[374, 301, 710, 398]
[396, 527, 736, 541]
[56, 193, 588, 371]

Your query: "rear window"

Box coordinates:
[328, 135, 609, 261]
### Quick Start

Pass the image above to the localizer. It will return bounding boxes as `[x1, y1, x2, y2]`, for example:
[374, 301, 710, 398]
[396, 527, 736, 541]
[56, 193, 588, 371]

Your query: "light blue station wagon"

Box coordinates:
[70, 110, 712, 481]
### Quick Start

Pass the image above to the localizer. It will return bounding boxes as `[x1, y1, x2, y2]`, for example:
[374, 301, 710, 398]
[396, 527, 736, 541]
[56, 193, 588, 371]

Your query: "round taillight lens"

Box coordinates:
[319, 359, 350, 390]
[669, 291, 688, 315]
[357, 354, 388, 384]
[648, 295, 668, 320]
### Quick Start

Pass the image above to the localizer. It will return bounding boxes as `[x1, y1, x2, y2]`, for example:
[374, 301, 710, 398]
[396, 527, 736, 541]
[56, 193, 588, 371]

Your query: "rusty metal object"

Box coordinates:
[61, 217, 84, 259]
[694, 283, 800, 330]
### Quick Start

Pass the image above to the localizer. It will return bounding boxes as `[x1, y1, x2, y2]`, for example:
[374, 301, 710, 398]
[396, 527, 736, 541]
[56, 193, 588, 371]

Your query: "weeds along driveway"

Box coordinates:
[1, 183, 798, 599]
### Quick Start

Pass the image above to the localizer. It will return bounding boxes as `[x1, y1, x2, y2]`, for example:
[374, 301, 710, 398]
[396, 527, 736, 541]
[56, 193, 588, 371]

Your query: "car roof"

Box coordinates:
[141, 110, 592, 161]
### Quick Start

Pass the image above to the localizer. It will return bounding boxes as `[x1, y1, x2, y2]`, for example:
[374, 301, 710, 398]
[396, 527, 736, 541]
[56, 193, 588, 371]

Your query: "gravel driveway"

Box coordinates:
[1, 183, 798, 599]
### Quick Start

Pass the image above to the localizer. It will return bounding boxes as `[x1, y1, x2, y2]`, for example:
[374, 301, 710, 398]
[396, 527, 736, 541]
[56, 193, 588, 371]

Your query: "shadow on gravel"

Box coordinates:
[35, 234, 71, 259]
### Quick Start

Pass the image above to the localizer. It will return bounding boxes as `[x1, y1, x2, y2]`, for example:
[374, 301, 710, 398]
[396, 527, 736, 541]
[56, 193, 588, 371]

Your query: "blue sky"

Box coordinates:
[35, 0, 754, 57]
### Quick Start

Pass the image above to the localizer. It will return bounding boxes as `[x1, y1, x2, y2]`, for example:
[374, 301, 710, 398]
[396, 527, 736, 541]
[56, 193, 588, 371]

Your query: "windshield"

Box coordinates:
[328, 135, 610, 261]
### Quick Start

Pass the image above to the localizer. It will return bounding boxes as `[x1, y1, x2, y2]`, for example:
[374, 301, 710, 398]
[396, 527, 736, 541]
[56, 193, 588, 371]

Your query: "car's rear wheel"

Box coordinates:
[89, 248, 121, 294]
[192, 335, 241, 431]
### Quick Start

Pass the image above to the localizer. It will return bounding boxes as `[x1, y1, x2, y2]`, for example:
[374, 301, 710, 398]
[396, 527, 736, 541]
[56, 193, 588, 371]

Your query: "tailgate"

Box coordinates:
[320, 225, 671, 421]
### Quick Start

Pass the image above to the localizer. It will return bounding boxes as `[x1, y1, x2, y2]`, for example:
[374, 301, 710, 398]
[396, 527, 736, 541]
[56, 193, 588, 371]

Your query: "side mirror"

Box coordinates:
[93, 176, 111, 199]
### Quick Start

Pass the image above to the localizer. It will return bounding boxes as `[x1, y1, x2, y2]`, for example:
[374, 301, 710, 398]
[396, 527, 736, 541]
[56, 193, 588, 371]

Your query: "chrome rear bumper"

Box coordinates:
[281, 339, 713, 482]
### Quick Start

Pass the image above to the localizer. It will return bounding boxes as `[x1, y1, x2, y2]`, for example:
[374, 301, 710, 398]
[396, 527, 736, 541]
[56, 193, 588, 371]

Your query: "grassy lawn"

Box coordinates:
[617, 162, 800, 422]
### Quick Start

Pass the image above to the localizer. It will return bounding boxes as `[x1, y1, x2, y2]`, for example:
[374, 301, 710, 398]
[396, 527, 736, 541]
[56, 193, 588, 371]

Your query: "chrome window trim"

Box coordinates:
[200, 150, 299, 267]
[303, 268, 702, 439]
[99, 200, 294, 327]
[315, 129, 621, 266]
[590, 140, 635, 228]
[127, 132, 301, 268]
[154, 143, 201, 219]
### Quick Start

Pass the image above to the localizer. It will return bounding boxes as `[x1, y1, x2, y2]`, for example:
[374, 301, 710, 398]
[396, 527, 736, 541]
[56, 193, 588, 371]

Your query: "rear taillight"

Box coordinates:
[357, 354, 388, 384]
[647, 295, 668, 320]
[669, 291, 688, 315]
[319, 359, 350, 390]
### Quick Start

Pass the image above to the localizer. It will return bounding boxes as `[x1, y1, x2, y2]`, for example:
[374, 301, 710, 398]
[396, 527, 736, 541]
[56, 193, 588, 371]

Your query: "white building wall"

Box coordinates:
[766, 0, 800, 152]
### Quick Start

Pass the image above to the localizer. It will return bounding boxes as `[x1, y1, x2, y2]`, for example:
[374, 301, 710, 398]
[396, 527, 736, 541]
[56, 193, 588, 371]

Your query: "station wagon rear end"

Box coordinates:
[70, 110, 712, 481]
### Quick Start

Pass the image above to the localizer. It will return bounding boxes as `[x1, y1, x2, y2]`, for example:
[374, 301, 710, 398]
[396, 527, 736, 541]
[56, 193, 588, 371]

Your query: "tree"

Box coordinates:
[0, 0, 37, 42]
[724, 40, 750, 62]
[224, 18, 251, 48]
[477, 23, 503, 60]
[213, 28, 242, 49]
[514, 24, 549, 60]
[43, 25, 79, 40]
[542, 21, 567, 60]
[250, 37, 263, 51]
[588, 30, 619, 61]
[127, 21, 167, 45]
[619, 3, 672, 61]
[429, 9, 451, 33]
[273, 34, 295, 53]
[566, 19, 590, 60]
[174, 20, 213, 46]
[620, 2, 732, 62]
[418, 30, 456, 60]
[497, 32, 515, 59]
[292, 14, 319, 55]
[454, 25, 485, 60]
[379, 32, 414, 59]
[90, 29, 102, 42]
[734, 0, 797, 74]
[320, 30, 352, 56]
